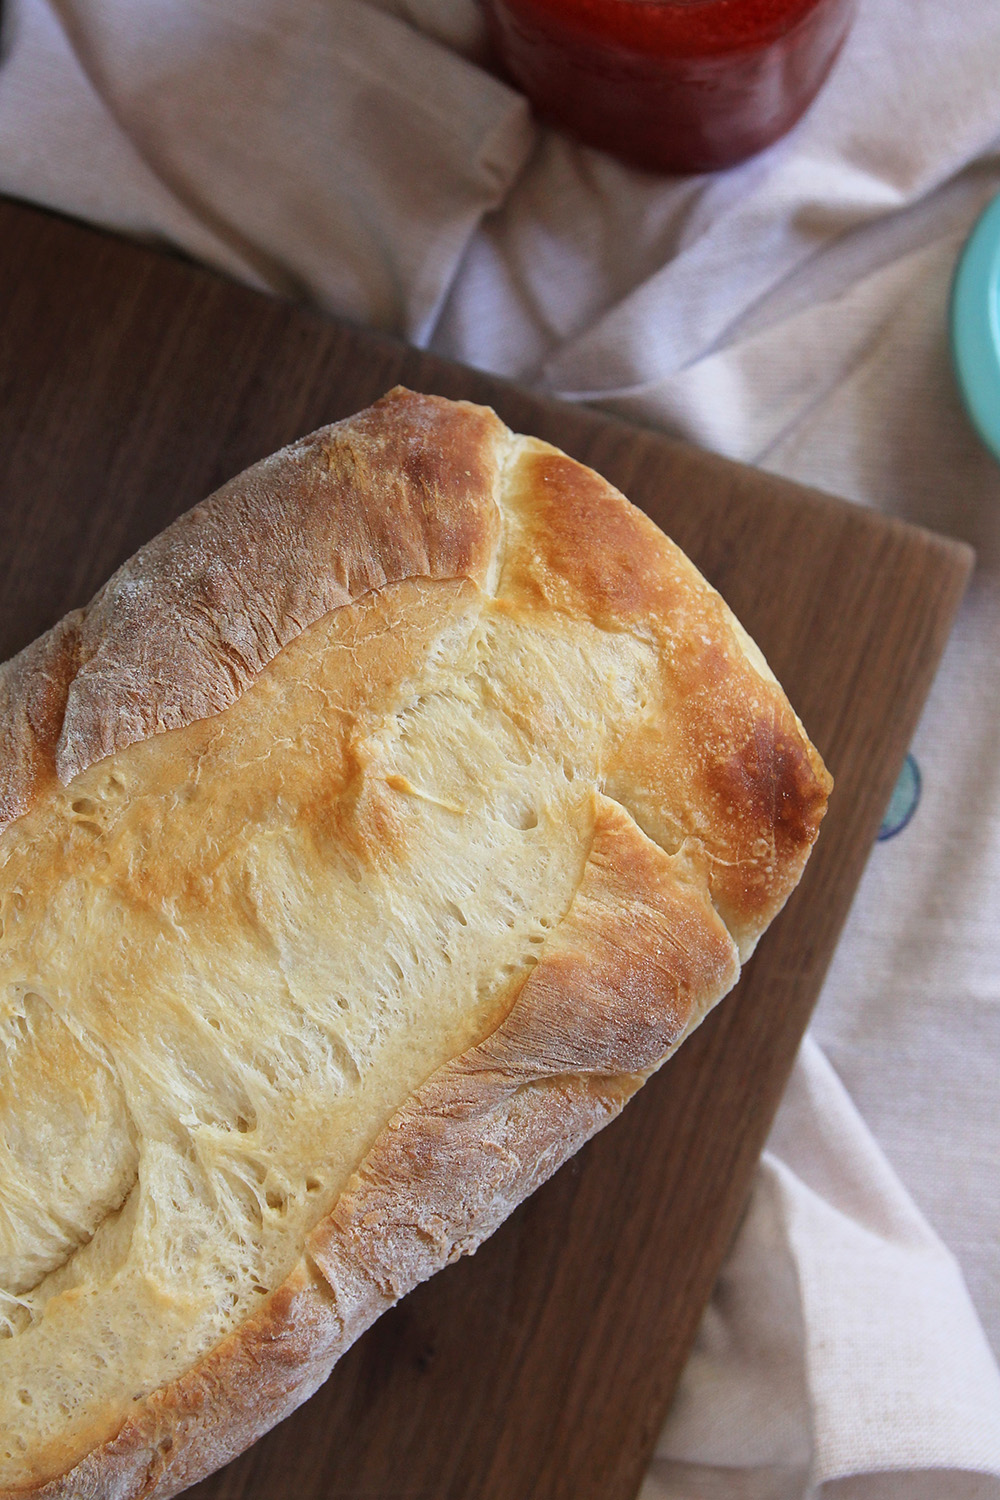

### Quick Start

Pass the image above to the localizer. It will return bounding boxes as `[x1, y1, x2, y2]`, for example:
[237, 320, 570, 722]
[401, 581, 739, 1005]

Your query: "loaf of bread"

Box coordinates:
[0, 388, 830, 1499]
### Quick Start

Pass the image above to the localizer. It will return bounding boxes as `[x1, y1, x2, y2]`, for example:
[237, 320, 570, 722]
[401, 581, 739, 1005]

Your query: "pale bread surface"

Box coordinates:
[0, 389, 830, 1499]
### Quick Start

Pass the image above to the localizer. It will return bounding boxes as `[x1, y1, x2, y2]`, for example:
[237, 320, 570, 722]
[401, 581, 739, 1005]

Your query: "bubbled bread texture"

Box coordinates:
[0, 390, 830, 1498]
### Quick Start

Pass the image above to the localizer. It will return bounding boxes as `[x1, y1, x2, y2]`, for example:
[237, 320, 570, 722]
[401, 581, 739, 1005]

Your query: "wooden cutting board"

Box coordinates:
[0, 196, 973, 1500]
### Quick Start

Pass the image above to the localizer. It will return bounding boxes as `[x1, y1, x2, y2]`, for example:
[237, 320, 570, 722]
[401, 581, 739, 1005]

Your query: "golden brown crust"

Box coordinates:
[0, 390, 829, 1500]
[16, 798, 738, 1500]
[0, 613, 84, 830]
[0, 387, 505, 819]
[501, 444, 831, 952]
[307, 795, 738, 1322]
[13, 1266, 338, 1500]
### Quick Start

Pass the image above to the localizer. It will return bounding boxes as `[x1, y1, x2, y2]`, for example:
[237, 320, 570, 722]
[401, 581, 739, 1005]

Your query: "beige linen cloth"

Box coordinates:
[1, 0, 999, 1492]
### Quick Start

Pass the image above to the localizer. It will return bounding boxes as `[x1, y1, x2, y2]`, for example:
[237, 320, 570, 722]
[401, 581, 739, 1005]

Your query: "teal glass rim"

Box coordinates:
[951, 192, 1000, 463]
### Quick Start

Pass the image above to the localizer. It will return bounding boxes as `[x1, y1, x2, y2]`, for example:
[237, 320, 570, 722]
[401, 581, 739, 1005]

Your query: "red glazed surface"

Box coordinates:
[485, 0, 857, 173]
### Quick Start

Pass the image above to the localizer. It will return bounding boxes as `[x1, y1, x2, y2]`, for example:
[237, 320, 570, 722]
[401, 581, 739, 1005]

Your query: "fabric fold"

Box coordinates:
[772, 1040, 1000, 1487]
[3, 0, 535, 336]
[644, 1039, 1000, 1500]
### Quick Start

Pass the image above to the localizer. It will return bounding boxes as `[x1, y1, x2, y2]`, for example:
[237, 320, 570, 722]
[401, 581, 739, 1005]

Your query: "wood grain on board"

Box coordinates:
[0, 195, 973, 1500]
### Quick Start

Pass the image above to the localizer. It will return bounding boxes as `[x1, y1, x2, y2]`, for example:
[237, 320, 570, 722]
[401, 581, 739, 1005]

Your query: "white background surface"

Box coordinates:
[1, 0, 998, 1492]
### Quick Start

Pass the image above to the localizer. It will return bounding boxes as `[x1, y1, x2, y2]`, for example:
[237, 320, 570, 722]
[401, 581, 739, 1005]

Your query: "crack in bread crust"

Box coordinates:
[0, 390, 831, 1500]
[14, 799, 739, 1500]
[0, 389, 506, 820]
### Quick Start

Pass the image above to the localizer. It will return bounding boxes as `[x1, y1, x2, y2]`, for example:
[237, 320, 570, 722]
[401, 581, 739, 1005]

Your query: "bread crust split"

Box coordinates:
[0, 388, 831, 1500]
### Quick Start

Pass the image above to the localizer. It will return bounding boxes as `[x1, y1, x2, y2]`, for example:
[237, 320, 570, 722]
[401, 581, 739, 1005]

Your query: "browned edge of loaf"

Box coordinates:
[1, 388, 832, 1500]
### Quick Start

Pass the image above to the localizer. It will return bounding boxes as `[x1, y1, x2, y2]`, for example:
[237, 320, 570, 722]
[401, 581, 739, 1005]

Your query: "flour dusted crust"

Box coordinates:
[0, 392, 501, 824]
[0, 389, 830, 1499]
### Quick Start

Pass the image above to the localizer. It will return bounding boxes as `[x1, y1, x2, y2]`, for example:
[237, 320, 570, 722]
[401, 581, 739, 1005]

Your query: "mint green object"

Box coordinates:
[951, 193, 1000, 462]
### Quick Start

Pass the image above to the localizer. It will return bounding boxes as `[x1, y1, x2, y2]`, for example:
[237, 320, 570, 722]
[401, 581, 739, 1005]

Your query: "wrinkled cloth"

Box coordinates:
[1, 0, 999, 1494]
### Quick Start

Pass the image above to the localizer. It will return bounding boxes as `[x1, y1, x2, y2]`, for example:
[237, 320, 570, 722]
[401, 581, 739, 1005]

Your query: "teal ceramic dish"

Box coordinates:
[951, 192, 1000, 463]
